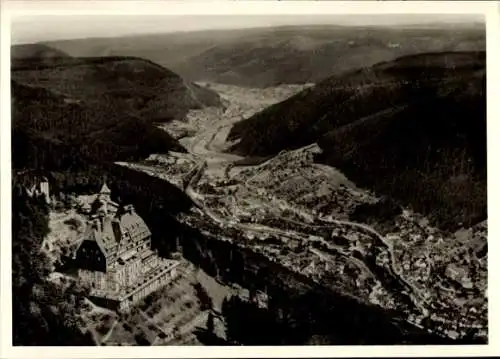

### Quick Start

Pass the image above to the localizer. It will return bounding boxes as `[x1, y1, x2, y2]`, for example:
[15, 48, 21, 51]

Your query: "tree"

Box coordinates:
[206, 311, 215, 334]
[194, 283, 213, 311]
[12, 187, 92, 346]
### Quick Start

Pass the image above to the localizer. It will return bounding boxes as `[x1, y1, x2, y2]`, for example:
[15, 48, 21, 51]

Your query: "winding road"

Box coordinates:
[176, 102, 428, 317]
[121, 82, 486, 341]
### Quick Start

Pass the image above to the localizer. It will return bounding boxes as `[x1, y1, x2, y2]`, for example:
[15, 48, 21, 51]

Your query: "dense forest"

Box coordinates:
[12, 81, 184, 168]
[10, 47, 219, 255]
[11, 49, 221, 121]
[11, 187, 93, 345]
[10, 49, 212, 345]
[11, 46, 221, 173]
[229, 51, 486, 229]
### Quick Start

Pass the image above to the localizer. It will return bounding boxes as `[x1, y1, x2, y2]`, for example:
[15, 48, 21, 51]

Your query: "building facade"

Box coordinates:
[26, 176, 51, 204]
[74, 183, 179, 311]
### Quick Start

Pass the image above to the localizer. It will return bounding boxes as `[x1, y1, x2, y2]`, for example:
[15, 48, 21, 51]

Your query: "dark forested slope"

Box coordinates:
[11, 43, 78, 68]
[11, 48, 206, 244]
[10, 47, 211, 345]
[11, 80, 184, 170]
[228, 51, 486, 228]
[12, 187, 93, 345]
[11, 50, 221, 122]
[11, 46, 221, 170]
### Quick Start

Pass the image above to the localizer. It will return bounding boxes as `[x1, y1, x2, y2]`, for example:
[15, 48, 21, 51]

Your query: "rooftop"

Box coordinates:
[100, 182, 112, 195]
[76, 183, 151, 258]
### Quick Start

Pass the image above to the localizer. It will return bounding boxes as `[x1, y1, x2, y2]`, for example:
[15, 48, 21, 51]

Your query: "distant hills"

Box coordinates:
[228, 51, 486, 229]
[11, 44, 220, 174]
[43, 24, 485, 87]
[11, 43, 78, 68]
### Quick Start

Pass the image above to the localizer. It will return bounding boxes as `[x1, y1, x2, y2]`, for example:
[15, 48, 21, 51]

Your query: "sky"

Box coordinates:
[11, 14, 483, 44]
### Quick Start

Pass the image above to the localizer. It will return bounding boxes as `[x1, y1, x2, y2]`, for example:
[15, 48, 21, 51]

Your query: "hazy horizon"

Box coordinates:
[11, 14, 483, 45]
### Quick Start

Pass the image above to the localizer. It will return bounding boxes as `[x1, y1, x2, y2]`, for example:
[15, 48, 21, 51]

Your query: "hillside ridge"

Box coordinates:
[227, 51, 486, 229]
[41, 25, 485, 87]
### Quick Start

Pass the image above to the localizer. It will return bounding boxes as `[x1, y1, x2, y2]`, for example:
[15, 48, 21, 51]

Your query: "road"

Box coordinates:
[157, 82, 429, 319]
[183, 119, 427, 314]
[181, 126, 428, 317]
[116, 82, 485, 342]
[123, 82, 478, 344]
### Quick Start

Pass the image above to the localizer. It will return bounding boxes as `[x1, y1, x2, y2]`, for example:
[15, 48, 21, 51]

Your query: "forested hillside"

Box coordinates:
[11, 187, 93, 345]
[228, 51, 486, 229]
[11, 51, 221, 122]
[11, 46, 200, 251]
[12, 81, 184, 170]
[11, 43, 79, 68]
[11, 45, 220, 179]
[10, 48, 208, 344]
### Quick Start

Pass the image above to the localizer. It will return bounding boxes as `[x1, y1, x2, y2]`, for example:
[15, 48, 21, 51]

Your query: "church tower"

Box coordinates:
[99, 182, 112, 203]
[39, 177, 50, 204]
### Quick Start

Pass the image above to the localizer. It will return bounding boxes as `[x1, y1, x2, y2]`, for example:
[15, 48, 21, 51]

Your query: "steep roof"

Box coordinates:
[100, 182, 111, 194]
[77, 210, 151, 259]
[81, 221, 109, 256]
[119, 211, 152, 242]
[75, 183, 152, 260]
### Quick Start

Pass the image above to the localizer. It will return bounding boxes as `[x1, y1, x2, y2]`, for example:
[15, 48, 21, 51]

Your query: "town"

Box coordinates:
[115, 82, 488, 342]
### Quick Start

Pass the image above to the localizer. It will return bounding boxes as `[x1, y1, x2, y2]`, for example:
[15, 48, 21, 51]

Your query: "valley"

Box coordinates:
[9, 19, 487, 347]
[117, 82, 487, 343]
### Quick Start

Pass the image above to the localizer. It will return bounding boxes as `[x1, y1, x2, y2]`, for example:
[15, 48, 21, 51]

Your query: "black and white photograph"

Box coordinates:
[1, 0, 495, 354]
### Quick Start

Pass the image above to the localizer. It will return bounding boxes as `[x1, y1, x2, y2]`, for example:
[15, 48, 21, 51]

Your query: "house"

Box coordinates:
[26, 176, 50, 204]
[74, 182, 179, 311]
[445, 263, 473, 290]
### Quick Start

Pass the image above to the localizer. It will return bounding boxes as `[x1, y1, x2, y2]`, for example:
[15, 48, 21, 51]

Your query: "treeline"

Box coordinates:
[228, 52, 486, 230]
[12, 54, 221, 123]
[11, 187, 93, 345]
[318, 72, 486, 229]
[12, 81, 185, 169]
[12, 70, 195, 254]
